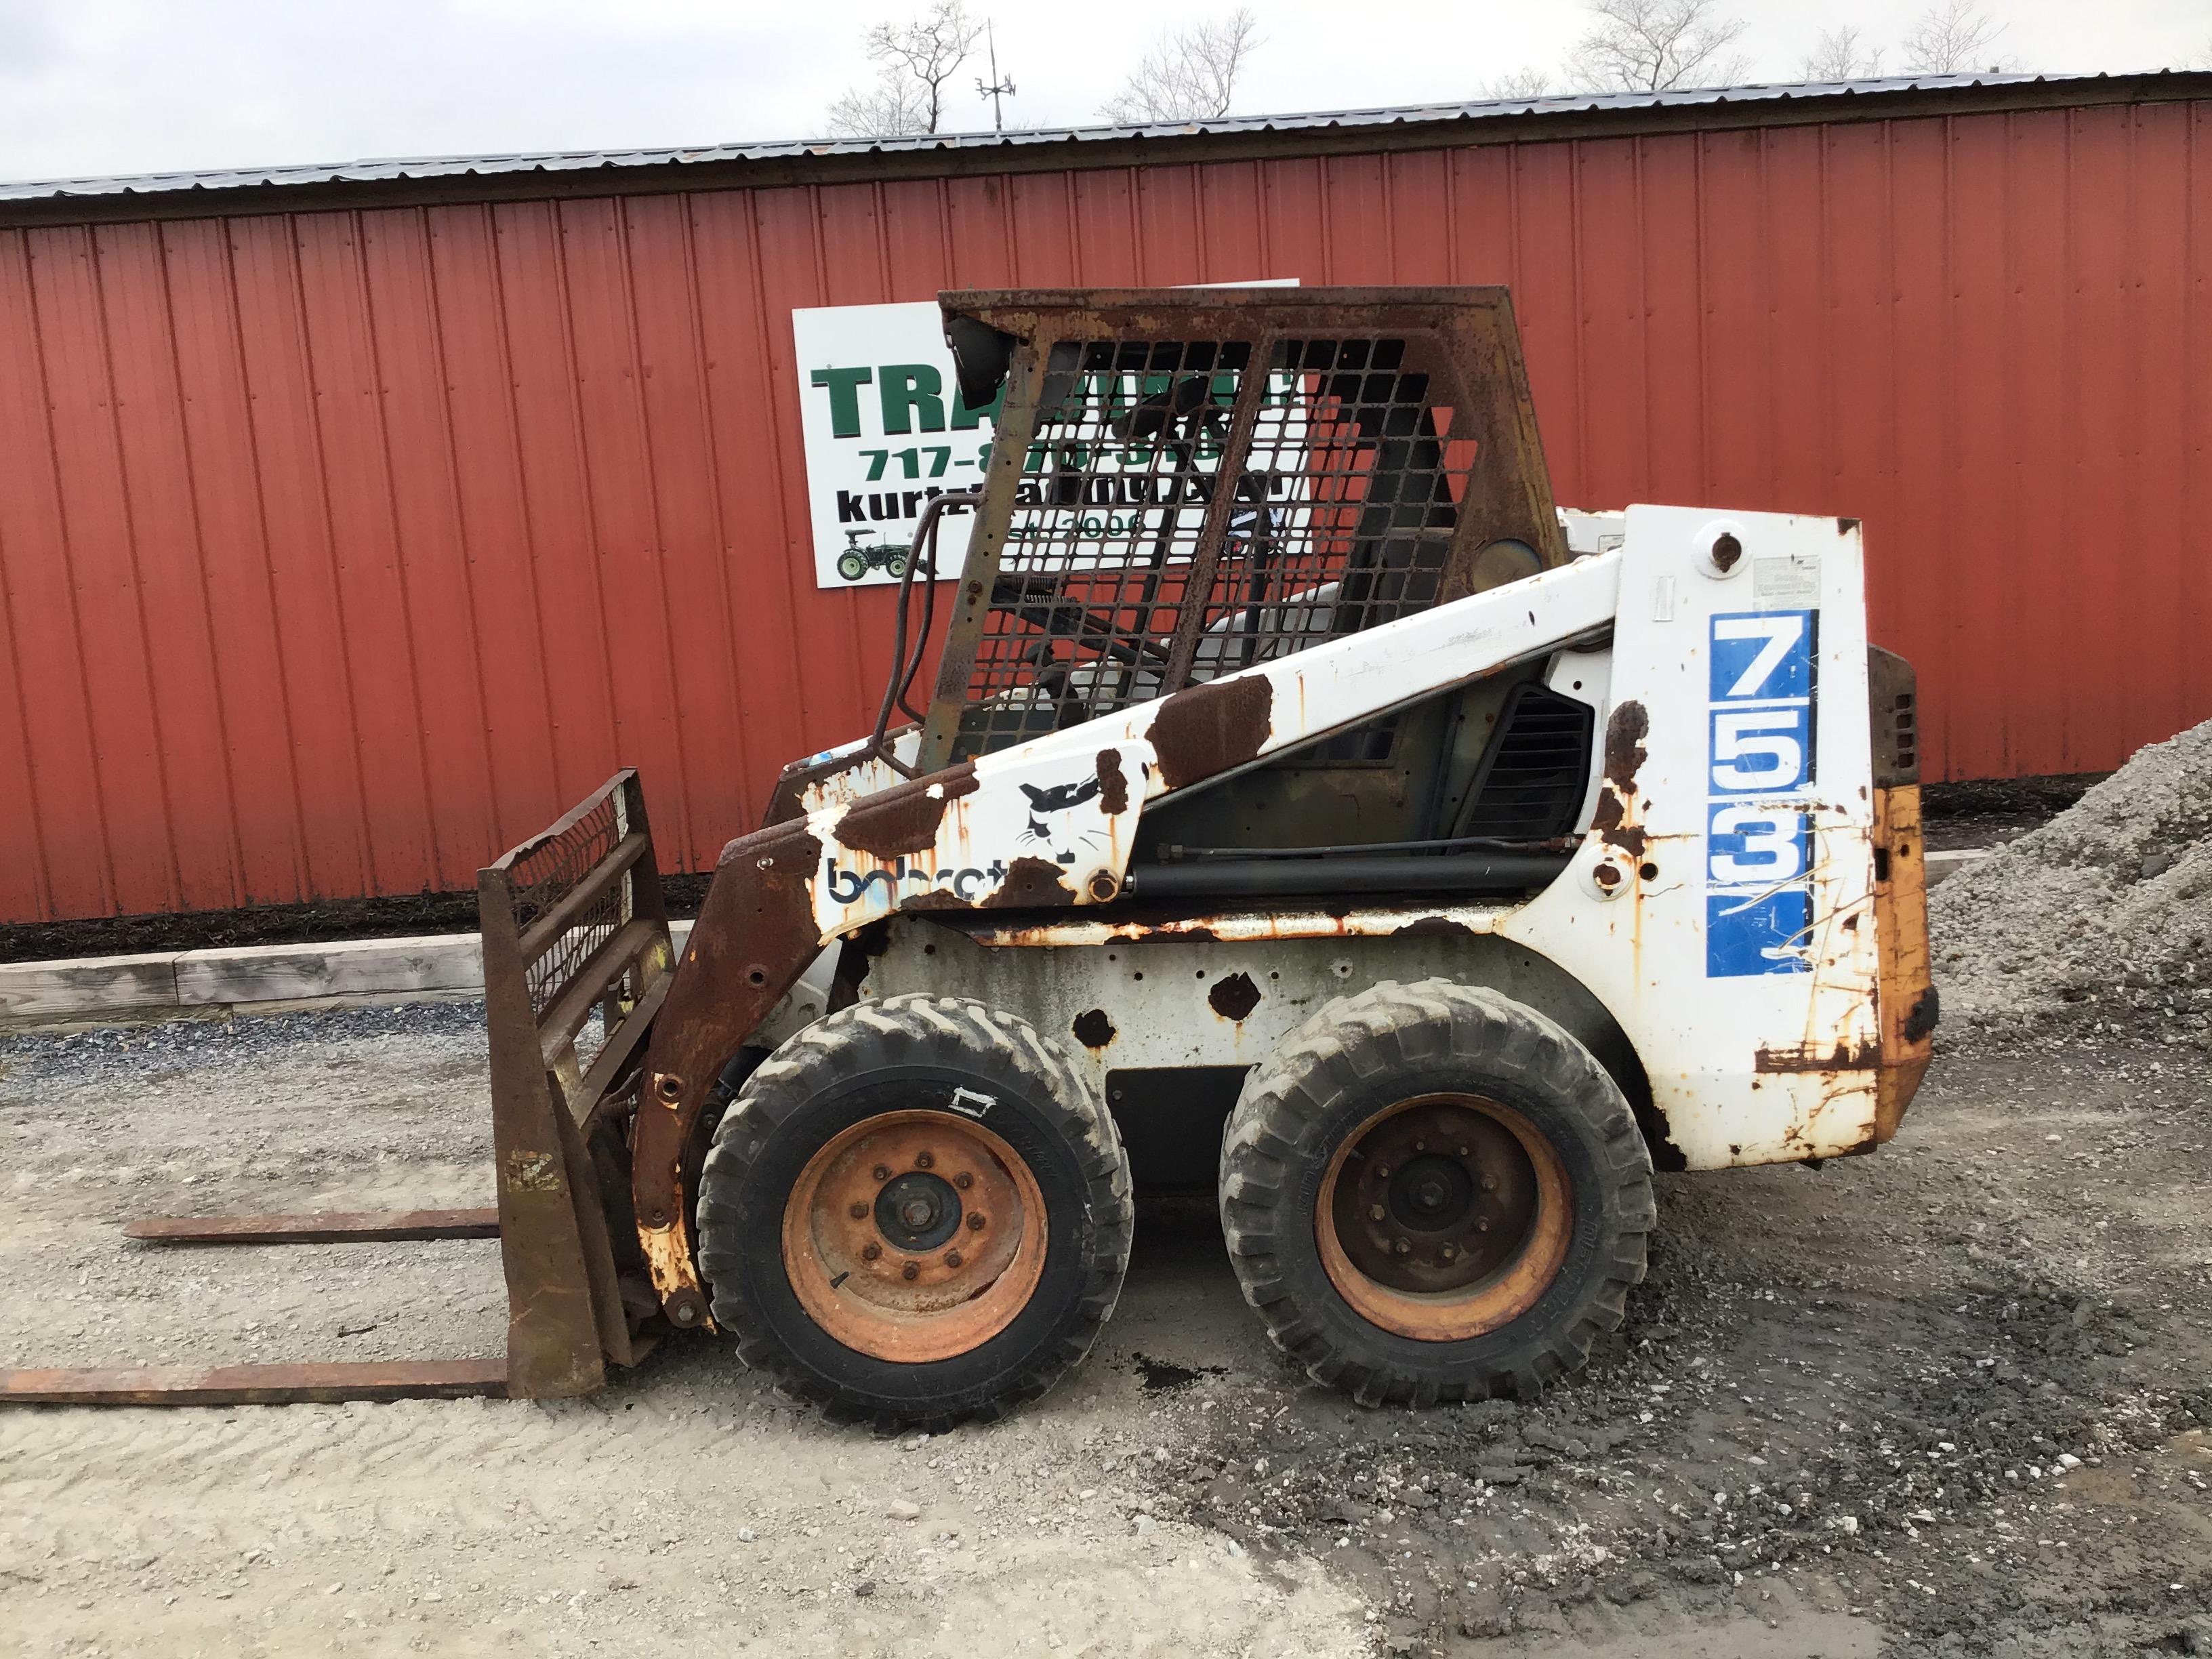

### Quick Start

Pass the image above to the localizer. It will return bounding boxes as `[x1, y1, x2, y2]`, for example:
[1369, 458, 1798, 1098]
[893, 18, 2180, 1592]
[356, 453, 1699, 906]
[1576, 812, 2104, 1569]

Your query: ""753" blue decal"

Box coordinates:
[1705, 609, 1818, 976]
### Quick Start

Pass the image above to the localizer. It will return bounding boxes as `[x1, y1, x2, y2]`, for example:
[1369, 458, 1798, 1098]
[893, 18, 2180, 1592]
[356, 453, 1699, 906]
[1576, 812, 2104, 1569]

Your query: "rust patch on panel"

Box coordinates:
[982, 856, 1078, 908]
[1393, 914, 1477, 939]
[1071, 1008, 1116, 1048]
[1149, 675, 1273, 790]
[1207, 971, 1263, 1021]
[1589, 699, 1651, 857]
[834, 763, 979, 858]
[1095, 747, 1130, 815]
[1902, 984, 1940, 1043]
[1754, 1039, 1881, 1073]
[1601, 699, 1649, 788]
[901, 888, 969, 912]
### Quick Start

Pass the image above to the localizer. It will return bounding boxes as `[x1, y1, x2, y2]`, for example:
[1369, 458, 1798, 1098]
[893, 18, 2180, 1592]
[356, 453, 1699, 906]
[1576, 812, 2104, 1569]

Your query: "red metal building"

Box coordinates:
[0, 73, 2206, 924]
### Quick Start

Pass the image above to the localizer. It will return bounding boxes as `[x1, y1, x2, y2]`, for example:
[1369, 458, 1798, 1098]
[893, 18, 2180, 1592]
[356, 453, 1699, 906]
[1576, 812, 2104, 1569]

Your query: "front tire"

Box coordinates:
[1219, 979, 1654, 1406]
[697, 995, 1132, 1431]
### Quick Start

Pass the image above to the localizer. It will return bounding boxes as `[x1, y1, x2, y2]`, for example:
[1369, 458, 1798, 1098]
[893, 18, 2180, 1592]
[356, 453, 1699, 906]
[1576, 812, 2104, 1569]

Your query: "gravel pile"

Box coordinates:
[1931, 717, 2212, 1046]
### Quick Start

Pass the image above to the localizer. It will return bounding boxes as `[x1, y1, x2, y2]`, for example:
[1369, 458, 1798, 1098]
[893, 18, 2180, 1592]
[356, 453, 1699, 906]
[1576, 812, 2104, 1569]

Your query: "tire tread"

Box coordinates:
[698, 994, 1132, 1433]
[1219, 978, 1654, 1407]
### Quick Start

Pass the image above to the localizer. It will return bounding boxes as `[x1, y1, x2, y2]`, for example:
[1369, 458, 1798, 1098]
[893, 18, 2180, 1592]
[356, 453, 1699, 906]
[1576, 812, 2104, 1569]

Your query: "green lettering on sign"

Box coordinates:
[810, 365, 874, 438]
[879, 363, 947, 435]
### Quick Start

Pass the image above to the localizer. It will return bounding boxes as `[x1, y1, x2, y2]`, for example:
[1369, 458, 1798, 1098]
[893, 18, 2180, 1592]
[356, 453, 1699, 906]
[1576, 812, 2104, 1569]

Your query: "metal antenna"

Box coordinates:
[975, 20, 1015, 132]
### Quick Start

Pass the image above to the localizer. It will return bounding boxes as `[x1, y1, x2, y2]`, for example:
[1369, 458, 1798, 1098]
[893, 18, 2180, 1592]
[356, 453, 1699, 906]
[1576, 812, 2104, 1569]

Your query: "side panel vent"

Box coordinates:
[1868, 645, 1920, 786]
[1458, 683, 1597, 839]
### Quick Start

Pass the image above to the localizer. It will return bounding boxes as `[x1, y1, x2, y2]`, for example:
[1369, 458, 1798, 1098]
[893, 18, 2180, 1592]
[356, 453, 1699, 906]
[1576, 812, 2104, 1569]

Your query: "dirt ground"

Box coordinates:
[2, 1001, 2208, 1658]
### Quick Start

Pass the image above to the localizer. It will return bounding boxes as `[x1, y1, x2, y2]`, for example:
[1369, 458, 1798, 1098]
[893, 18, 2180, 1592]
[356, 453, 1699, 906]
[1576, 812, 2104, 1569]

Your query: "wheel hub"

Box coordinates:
[875, 1171, 962, 1252]
[1389, 1155, 1474, 1230]
[780, 1110, 1046, 1364]
[1328, 1097, 1544, 1295]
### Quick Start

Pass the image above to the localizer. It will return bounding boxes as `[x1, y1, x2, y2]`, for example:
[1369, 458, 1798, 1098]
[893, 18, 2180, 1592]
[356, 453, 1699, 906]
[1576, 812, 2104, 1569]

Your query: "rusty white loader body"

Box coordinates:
[815, 506, 1919, 1168]
[5, 289, 1930, 1421]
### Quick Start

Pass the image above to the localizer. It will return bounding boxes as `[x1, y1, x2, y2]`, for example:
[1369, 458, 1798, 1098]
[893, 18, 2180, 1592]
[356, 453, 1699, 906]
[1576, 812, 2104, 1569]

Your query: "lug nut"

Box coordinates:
[1440, 1243, 1458, 1262]
[849, 1201, 869, 1218]
[862, 1242, 882, 1261]
[955, 1171, 974, 1190]
[1368, 1204, 1387, 1222]
[1374, 1164, 1391, 1179]
[968, 1212, 987, 1231]
[945, 1250, 963, 1269]
[902, 1261, 920, 1280]
[1414, 1139, 1427, 1153]
[1477, 1218, 1492, 1233]
[872, 1164, 891, 1181]
[1393, 1238, 1412, 1256]
[1480, 1173, 1498, 1192]
[1456, 1145, 1470, 1158]
[916, 1150, 935, 1170]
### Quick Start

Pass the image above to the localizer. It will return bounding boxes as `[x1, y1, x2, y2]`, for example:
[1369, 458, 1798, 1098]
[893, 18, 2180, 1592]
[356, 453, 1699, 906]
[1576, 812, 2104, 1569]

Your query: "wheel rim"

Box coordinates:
[781, 1109, 1046, 1363]
[1314, 1092, 1572, 1343]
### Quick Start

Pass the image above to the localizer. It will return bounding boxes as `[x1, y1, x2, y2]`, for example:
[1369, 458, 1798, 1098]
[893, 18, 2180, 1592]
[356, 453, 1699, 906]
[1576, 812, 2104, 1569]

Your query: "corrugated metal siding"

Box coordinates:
[1, 102, 2206, 922]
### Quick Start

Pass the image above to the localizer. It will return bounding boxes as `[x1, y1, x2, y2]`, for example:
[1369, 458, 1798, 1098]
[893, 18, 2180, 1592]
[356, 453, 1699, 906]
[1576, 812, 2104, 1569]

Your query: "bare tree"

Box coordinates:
[1900, 1, 2013, 75]
[825, 1, 986, 138]
[2191, 36, 2212, 70]
[1481, 66, 1557, 100]
[1799, 24, 1885, 81]
[1570, 0, 1750, 94]
[1099, 7, 1262, 125]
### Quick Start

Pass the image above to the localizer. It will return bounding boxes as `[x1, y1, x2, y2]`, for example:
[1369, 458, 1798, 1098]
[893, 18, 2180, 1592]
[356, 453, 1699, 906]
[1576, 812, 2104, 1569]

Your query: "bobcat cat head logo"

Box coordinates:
[1018, 777, 1105, 864]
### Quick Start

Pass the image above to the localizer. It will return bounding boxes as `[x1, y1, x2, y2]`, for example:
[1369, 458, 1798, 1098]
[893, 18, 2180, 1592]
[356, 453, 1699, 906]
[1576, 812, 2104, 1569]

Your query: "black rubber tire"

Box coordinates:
[1219, 978, 1654, 1407]
[697, 994, 1132, 1431]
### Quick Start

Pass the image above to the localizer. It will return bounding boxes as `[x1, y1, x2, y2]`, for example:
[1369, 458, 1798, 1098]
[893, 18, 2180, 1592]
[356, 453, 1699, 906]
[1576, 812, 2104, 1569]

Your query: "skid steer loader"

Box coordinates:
[3, 287, 1933, 1424]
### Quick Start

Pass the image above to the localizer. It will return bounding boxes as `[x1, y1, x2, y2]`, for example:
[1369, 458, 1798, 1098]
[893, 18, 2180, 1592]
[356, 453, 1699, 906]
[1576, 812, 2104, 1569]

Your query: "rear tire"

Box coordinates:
[1219, 979, 1654, 1406]
[697, 994, 1132, 1431]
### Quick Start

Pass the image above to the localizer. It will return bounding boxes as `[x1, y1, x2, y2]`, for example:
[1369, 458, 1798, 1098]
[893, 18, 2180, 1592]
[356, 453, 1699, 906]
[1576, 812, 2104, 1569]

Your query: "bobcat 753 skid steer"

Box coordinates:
[3, 287, 1933, 1425]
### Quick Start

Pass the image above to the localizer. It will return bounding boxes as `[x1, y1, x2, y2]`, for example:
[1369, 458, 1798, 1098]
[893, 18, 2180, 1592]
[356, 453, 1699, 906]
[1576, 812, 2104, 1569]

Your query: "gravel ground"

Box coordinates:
[1933, 720, 2212, 1048]
[3, 995, 2209, 1658]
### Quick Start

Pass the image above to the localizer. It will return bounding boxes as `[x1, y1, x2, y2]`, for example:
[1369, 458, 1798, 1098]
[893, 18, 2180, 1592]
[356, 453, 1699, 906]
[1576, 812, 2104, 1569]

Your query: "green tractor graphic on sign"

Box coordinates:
[836, 529, 910, 583]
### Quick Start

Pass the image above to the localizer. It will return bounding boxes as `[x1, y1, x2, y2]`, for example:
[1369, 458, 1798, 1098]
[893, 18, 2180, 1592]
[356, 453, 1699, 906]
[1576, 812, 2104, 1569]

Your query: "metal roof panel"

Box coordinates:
[0, 73, 2171, 205]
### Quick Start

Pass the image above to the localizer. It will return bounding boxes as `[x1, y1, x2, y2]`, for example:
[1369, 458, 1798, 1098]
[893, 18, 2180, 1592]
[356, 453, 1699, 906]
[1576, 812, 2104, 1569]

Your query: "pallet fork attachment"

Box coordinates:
[1, 771, 673, 1408]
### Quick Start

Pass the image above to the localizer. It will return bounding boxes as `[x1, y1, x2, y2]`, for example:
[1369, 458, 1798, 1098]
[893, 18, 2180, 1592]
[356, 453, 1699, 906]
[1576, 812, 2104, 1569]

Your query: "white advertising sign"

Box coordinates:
[792, 285, 1298, 590]
[792, 301, 996, 588]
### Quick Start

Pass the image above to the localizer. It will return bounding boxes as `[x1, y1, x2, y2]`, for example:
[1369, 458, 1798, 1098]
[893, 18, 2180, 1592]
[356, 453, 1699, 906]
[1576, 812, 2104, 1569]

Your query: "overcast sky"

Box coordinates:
[0, 0, 2205, 184]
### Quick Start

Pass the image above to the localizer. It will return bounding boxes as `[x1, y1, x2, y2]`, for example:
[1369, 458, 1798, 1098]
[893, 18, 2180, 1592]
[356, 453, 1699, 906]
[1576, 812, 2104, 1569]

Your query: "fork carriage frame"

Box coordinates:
[1, 770, 673, 1405]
